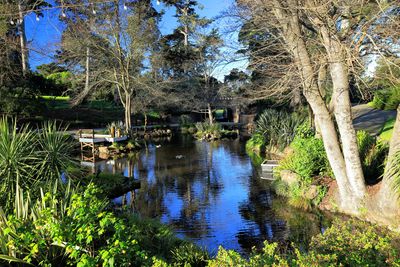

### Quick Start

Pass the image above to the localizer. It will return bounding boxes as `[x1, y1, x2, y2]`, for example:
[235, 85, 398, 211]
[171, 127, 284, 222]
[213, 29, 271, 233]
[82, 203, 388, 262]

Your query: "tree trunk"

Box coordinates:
[18, 3, 28, 75]
[85, 46, 90, 94]
[320, 29, 366, 199]
[271, 0, 360, 212]
[144, 113, 148, 133]
[233, 106, 240, 123]
[124, 95, 132, 131]
[207, 103, 214, 124]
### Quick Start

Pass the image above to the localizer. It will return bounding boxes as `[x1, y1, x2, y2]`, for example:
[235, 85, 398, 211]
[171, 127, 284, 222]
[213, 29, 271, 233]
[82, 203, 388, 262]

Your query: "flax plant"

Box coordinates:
[0, 117, 38, 208]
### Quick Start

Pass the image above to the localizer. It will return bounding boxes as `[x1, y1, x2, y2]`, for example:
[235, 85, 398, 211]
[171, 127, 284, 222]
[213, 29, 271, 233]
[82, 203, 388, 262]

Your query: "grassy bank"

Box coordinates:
[380, 117, 395, 142]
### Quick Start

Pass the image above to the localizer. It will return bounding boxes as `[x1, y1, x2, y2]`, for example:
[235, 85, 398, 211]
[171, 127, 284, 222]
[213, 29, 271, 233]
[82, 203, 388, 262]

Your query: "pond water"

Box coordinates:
[84, 134, 334, 255]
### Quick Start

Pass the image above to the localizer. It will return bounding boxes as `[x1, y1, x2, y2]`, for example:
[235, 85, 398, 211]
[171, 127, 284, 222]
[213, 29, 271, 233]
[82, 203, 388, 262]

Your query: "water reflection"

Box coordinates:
[82, 135, 332, 254]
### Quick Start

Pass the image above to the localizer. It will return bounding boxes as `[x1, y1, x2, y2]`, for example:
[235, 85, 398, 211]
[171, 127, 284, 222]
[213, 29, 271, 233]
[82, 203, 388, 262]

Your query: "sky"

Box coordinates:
[25, 0, 247, 81]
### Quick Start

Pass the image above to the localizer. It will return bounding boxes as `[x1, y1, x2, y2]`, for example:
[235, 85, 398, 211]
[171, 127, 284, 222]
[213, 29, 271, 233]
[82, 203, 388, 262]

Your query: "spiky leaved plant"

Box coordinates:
[0, 117, 38, 209]
[36, 121, 76, 184]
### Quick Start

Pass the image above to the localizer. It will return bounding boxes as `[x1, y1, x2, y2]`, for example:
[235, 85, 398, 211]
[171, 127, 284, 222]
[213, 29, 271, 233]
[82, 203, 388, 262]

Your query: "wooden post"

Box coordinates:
[78, 130, 83, 151]
[91, 129, 95, 154]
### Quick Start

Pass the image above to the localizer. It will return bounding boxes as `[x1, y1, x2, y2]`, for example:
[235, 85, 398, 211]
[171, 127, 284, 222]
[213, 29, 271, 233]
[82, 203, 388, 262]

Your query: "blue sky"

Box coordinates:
[25, 0, 247, 80]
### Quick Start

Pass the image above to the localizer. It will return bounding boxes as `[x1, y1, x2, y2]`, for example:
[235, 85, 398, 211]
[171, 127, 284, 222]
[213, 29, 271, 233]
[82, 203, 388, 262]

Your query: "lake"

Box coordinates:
[84, 134, 333, 255]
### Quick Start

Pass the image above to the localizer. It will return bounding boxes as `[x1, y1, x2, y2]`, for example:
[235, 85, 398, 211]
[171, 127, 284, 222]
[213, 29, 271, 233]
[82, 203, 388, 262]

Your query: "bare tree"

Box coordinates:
[236, 0, 399, 215]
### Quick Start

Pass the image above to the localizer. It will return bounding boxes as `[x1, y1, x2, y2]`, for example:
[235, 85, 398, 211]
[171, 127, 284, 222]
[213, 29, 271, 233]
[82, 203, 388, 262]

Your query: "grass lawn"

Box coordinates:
[379, 117, 395, 142]
[38, 96, 165, 128]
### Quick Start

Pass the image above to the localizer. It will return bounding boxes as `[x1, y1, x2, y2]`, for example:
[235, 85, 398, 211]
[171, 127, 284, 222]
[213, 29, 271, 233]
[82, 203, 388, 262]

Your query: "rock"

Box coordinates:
[305, 185, 319, 200]
[98, 152, 109, 160]
[280, 170, 300, 186]
[99, 146, 110, 155]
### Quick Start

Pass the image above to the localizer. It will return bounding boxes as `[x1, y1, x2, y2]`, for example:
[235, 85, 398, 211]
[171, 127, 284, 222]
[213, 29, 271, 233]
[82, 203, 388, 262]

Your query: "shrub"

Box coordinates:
[277, 136, 331, 182]
[370, 86, 400, 110]
[207, 219, 400, 267]
[310, 219, 400, 266]
[0, 86, 43, 116]
[0, 183, 201, 267]
[255, 109, 307, 151]
[357, 130, 388, 182]
[246, 133, 266, 153]
[195, 122, 223, 140]
[36, 121, 76, 182]
[0, 118, 38, 208]
[0, 118, 75, 210]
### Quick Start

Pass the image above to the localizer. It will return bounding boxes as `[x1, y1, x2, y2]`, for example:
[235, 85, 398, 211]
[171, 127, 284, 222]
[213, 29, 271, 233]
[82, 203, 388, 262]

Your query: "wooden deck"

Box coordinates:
[77, 129, 128, 153]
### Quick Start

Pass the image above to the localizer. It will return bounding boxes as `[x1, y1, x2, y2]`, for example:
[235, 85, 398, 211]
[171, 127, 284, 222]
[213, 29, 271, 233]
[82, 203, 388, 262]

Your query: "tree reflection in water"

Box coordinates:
[89, 135, 335, 255]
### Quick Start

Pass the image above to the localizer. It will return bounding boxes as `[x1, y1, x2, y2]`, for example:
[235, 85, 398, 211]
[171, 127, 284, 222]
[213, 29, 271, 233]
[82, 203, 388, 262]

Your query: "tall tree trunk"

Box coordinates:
[207, 103, 213, 124]
[144, 112, 148, 133]
[271, 0, 360, 212]
[18, 3, 28, 76]
[233, 106, 240, 123]
[85, 46, 90, 93]
[320, 29, 366, 199]
[124, 95, 132, 131]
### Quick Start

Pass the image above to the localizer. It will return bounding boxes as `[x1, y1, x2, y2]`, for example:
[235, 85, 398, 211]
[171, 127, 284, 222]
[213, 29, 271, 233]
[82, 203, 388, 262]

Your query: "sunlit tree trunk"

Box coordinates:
[320, 30, 366, 198]
[18, 3, 28, 75]
[271, 0, 360, 212]
[375, 105, 400, 215]
[207, 103, 214, 124]
[84, 46, 90, 93]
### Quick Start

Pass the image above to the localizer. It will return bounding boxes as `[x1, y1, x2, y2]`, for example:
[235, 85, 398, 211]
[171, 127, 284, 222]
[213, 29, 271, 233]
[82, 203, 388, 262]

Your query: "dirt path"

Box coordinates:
[352, 104, 397, 136]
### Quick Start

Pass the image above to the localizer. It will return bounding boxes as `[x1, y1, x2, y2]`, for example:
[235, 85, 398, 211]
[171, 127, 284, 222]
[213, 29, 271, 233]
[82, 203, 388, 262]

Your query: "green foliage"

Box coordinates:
[86, 100, 120, 110]
[36, 121, 76, 182]
[206, 219, 400, 267]
[278, 136, 331, 182]
[46, 71, 73, 86]
[310, 219, 400, 266]
[0, 184, 148, 266]
[0, 118, 75, 210]
[380, 117, 395, 142]
[0, 86, 43, 116]
[385, 150, 400, 197]
[41, 95, 71, 101]
[246, 133, 266, 153]
[357, 130, 388, 182]
[274, 135, 330, 210]
[0, 182, 209, 267]
[195, 122, 223, 140]
[369, 57, 400, 110]
[0, 118, 38, 208]
[171, 243, 209, 267]
[370, 86, 400, 110]
[255, 109, 307, 151]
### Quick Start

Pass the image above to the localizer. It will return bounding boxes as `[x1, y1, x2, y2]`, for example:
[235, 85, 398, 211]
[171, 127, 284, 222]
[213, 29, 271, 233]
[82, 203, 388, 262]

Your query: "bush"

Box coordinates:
[370, 86, 400, 110]
[246, 133, 266, 153]
[0, 86, 43, 116]
[207, 219, 400, 267]
[255, 109, 307, 151]
[357, 130, 388, 182]
[277, 136, 331, 182]
[310, 219, 400, 266]
[195, 122, 224, 140]
[0, 118, 75, 210]
[0, 183, 204, 267]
